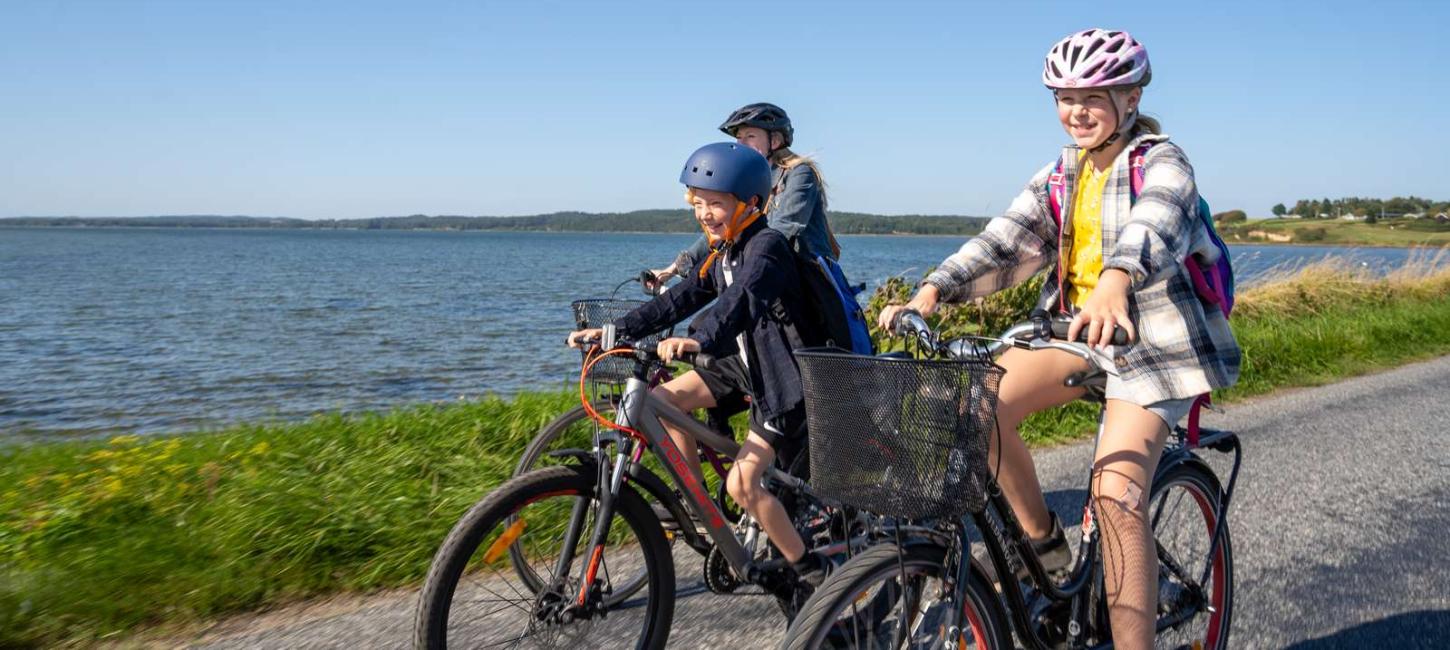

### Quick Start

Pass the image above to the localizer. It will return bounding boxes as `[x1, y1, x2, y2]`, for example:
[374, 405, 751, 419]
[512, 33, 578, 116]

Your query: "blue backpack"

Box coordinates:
[794, 250, 875, 355]
[1047, 143, 1235, 318]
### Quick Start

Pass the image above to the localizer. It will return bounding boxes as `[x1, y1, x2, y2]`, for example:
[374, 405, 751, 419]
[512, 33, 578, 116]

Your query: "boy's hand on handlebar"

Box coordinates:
[656, 337, 699, 364]
[566, 328, 604, 349]
[877, 284, 942, 332]
[1067, 269, 1136, 349]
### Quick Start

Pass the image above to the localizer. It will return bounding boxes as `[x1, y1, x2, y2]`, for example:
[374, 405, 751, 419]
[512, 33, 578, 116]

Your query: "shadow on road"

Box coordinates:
[1284, 610, 1450, 649]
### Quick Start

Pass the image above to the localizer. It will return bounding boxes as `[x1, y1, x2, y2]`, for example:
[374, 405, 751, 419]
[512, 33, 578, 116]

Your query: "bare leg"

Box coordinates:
[651, 371, 716, 489]
[990, 347, 1091, 539]
[727, 432, 805, 562]
[1093, 399, 1170, 650]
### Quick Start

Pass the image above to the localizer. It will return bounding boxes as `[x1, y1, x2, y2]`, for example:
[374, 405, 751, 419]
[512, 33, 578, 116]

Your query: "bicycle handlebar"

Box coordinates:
[888, 308, 1127, 373]
[573, 331, 716, 371]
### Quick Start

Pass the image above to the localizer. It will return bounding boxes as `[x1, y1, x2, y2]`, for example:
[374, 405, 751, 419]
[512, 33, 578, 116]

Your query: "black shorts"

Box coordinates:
[694, 355, 806, 452]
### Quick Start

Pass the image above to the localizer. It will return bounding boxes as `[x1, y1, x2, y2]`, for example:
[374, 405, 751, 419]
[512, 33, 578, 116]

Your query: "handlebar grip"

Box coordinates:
[893, 309, 930, 337]
[1047, 320, 1131, 346]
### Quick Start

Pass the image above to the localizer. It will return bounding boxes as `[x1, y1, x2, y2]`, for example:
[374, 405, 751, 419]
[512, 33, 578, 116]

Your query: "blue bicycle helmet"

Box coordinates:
[678, 142, 772, 207]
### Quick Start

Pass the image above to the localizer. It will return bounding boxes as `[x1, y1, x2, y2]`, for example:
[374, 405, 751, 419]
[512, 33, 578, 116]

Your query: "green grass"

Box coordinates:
[1225, 217, 1450, 246]
[5, 262, 1450, 646]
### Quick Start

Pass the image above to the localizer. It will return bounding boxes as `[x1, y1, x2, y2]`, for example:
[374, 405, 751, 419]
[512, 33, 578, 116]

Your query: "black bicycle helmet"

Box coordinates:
[718, 102, 793, 148]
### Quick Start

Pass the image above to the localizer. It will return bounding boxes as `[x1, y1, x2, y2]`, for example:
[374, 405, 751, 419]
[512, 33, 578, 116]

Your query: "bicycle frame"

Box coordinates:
[568, 373, 819, 605]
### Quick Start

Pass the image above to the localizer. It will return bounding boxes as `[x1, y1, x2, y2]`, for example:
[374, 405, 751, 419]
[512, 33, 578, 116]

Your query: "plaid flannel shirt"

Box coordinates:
[924, 133, 1241, 405]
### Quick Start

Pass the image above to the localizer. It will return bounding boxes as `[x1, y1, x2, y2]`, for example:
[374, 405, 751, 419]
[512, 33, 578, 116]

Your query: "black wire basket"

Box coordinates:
[571, 299, 660, 384]
[795, 348, 1004, 519]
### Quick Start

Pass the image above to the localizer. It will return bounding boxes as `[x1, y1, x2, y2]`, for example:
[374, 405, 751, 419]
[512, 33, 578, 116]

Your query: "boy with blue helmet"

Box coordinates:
[569, 142, 831, 590]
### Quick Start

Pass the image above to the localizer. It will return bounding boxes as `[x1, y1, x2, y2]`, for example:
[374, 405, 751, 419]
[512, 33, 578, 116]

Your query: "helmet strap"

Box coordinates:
[698, 200, 763, 279]
[1089, 91, 1138, 154]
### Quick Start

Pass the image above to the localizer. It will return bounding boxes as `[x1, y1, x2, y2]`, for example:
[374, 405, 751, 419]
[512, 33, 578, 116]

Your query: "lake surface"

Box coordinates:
[2, 227, 1441, 439]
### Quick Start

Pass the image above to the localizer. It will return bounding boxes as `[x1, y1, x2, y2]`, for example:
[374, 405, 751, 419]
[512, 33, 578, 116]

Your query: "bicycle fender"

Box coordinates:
[894, 537, 999, 593]
[1152, 450, 1221, 494]
[544, 448, 596, 465]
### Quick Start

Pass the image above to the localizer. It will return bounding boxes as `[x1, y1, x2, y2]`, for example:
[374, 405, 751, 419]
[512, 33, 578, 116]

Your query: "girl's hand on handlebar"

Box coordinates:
[566, 328, 604, 349]
[877, 284, 941, 332]
[656, 337, 700, 364]
[1067, 269, 1136, 349]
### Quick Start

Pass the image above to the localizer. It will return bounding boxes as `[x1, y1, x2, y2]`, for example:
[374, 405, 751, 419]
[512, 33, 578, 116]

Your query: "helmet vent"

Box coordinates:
[705, 170, 714, 176]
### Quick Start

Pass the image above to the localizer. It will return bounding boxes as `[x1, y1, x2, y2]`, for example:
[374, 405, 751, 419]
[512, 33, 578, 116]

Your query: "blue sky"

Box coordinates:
[2, 0, 1445, 219]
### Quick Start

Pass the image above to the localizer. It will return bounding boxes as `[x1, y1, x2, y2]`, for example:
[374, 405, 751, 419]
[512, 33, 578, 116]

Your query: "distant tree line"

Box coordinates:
[1272, 196, 1450, 220]
[1, 211, 989, 236]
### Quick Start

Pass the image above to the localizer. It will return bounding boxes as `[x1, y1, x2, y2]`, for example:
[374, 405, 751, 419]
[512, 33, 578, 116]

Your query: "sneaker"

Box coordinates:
[1016, 514, 1072, 581]
[792, 552, 833, 589]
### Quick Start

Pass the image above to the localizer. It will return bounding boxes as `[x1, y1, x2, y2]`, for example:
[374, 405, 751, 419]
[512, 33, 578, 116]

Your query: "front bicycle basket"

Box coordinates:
[796, 349, 1003, 519]
[571, 299, 661, 384]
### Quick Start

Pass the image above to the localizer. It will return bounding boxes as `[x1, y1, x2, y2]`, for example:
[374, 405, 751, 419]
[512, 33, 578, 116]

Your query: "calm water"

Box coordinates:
[1, 227, 1439, 439]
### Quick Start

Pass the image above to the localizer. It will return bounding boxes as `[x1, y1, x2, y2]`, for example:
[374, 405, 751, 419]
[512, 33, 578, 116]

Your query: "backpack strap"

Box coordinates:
[1046, 158, 1068, 227]
[1127, 142, 1154, 199]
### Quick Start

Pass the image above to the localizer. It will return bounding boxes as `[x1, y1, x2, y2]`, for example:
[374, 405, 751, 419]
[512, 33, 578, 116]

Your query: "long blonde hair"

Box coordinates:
[768, 147, 828, 209]
[1133, 113, 1162, 136]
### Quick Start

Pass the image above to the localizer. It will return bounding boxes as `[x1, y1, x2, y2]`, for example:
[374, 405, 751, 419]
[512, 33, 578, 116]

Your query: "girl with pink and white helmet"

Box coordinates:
[881, 28, 1239, 649]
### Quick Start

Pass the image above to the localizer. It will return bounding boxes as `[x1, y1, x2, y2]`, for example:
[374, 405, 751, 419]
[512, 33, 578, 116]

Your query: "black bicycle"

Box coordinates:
[781, 310, 1240, 650]
[414, 331, 866, 649]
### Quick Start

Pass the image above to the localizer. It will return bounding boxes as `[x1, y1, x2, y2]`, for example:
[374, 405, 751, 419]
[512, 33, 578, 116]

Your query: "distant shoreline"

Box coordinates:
[7, 223, 1449, 247]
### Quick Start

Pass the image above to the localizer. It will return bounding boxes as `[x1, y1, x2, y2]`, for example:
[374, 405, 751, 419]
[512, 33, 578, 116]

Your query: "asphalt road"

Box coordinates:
[188, 355, 1450, 649]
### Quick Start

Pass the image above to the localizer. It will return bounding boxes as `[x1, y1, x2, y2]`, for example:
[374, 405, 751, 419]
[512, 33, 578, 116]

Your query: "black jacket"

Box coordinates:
[615, 221, 817, 422]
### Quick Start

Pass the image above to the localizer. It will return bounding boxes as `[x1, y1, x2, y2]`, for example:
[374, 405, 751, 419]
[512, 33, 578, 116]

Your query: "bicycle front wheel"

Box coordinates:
[414, 465, 675, 650]
[782, 542, 1010, 650]
[1150, 462, 1233, 650]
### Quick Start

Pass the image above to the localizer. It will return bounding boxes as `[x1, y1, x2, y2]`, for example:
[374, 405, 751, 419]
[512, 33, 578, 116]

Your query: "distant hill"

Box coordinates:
[1, 211, 989, 236]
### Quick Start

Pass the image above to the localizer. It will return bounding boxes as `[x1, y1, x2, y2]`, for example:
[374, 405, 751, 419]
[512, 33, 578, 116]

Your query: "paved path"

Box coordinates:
[188, 356, 1450, 649]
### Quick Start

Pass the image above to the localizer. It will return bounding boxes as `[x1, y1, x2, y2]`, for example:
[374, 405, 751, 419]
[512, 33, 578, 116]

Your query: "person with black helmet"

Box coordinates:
[646, 102, 838, 288]
[569, 142, 833, 590]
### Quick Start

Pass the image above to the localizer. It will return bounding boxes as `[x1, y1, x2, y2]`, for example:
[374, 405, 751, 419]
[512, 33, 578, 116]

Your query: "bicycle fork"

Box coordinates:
[565, 434, 635, 609]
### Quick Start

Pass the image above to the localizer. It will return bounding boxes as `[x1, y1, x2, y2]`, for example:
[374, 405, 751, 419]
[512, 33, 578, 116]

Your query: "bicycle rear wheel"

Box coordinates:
[782, 542, 1010, 650]
[1150, 462, 1233, 650]
[414, 465, 675, 650]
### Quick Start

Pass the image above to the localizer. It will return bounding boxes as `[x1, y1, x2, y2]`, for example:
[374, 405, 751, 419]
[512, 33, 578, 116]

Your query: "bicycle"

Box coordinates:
[512, 274, 744, 606]
[414, 330, 865, 649]
[781, 310, 1241, 650]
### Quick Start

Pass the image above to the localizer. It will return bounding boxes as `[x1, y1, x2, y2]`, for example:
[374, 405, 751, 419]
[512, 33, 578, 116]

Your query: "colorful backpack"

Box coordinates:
[793, 250, 875, 355]
[1047, 143, 1235, 318]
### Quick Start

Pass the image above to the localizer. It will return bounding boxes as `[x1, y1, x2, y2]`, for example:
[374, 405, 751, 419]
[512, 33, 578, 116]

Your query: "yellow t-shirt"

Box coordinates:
[1065, 153, 1112, 308]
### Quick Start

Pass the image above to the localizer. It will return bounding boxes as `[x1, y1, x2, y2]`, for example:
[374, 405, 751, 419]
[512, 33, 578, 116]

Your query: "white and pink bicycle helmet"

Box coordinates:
[1042, 29, 1151, 90]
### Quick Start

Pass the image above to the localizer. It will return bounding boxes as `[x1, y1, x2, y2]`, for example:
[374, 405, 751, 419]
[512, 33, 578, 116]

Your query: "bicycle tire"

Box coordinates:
[782, 542, 1010, 650]
[1147, 461, 1234, 650]
[414, 465, 675, 650]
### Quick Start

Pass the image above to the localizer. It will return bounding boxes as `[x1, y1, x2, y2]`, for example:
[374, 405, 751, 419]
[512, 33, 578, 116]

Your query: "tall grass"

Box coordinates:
[4, 258, 1450, 646]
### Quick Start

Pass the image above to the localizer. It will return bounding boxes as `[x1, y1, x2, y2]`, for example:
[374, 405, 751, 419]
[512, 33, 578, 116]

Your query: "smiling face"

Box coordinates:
[1055, 86, 1140, 149]
[689, 187, 738, 239]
